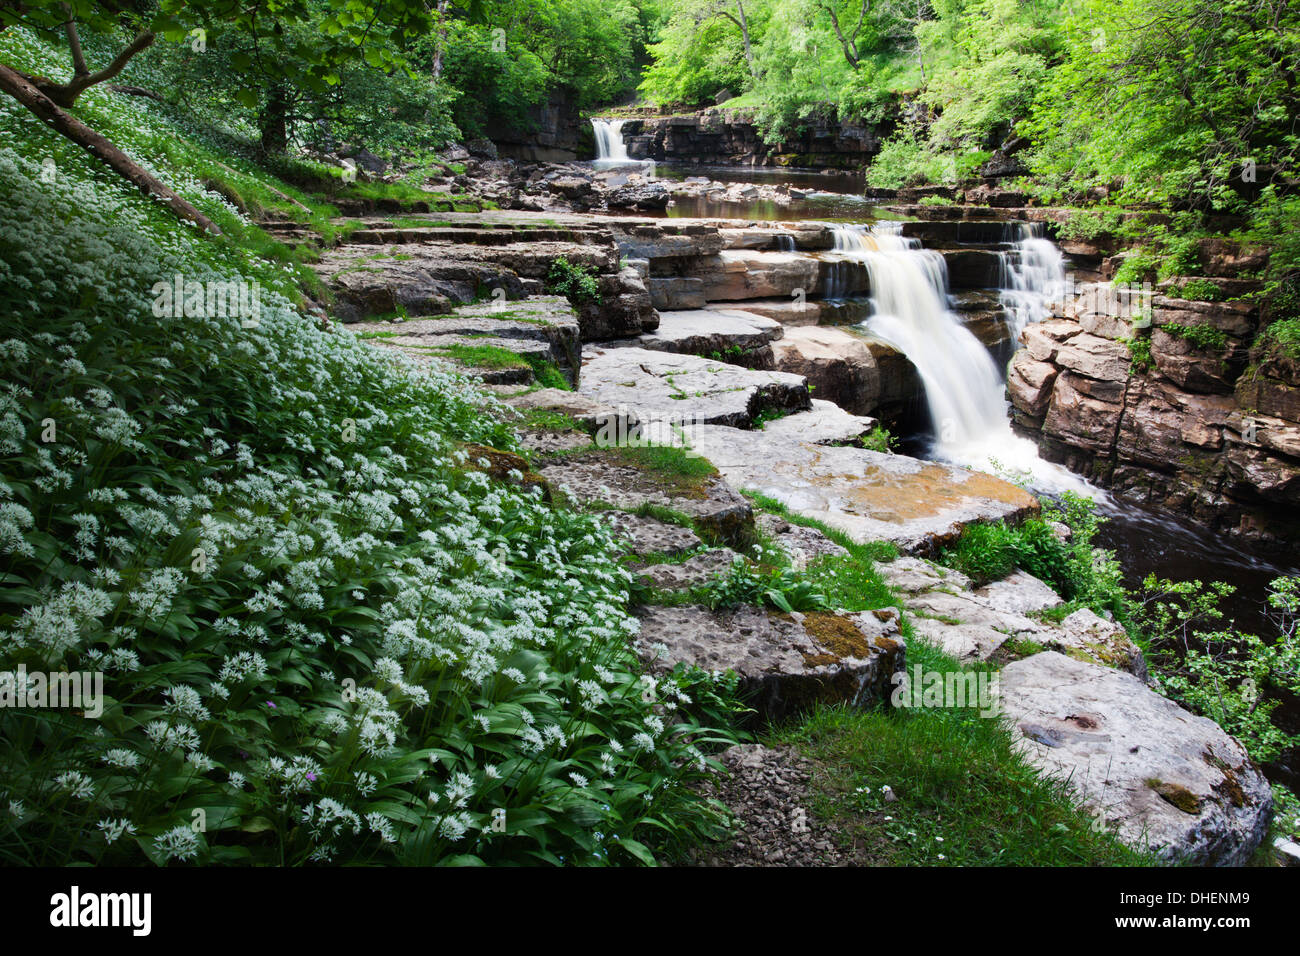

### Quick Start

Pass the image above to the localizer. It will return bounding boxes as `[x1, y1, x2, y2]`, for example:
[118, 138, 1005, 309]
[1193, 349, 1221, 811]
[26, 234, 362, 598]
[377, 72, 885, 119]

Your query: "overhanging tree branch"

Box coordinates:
[0, 61, 221, 235]
[30, 27, 155, 107]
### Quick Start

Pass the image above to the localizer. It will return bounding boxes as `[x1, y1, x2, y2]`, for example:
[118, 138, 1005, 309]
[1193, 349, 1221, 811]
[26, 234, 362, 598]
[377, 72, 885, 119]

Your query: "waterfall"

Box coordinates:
[999, 223, 1066, 341]
[835, 223, 1007, 452]
[837, 222, 1094, 493]
[591, 118, 631, 163]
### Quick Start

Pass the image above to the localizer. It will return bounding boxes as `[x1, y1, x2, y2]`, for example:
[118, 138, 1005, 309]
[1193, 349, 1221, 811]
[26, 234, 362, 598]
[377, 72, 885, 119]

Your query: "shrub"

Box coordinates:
[545, 257, 602, 305]
[1160, 323, 1228, 351]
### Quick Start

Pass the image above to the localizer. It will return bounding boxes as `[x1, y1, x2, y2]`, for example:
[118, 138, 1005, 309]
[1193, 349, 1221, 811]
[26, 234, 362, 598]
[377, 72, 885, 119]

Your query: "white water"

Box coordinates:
[999, 223, 1067, 342]
[591, 118, 631, 164]
[836, 222, 1094, 495]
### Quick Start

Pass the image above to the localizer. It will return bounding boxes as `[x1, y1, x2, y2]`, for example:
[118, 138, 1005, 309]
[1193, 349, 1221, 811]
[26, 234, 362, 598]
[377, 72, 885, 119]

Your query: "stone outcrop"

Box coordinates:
[620, 108, 887, 169]
[578, 347, 810, 428]
[680, 425, 1040, 555]
[876, 557, 1146, 676]
[1008, 276, 1300, 547]
[539, 452, 755, 547]
[622, 308, 784, 368]
[1000, 652, 1273, 866]
[352, 296, 581, 386]
[635, 604, 905, 722]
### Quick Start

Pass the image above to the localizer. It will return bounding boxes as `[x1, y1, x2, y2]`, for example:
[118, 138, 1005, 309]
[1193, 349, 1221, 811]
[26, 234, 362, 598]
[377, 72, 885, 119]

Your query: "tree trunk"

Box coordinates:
[0, 62, 220, 235]
[735, 1, 759, 80]
[431, 0, 451, 81]
[260, 84, 290, 154]
[33, 28, 155, 107]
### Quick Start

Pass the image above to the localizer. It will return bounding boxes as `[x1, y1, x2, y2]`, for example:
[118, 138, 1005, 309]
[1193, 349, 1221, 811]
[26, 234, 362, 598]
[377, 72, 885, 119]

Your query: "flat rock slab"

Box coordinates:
[879, 559, 1144, 673]
[635, 549, 738, 590]
[878, 556, 973, 597]
[999, 652, 1273, 866]
[579, 347, 809, 428]
[756, 513, 848, 563]
[602, 512, 703, 557]
[629, 308, 783, 358]
[515, 430, 594, 454]
[683, 425, 1040, 555]
[757, 400, 877, 445]
[538, 454, 754, 546]
[502, 387, 625, 432]
[355, 296, 581, 384]
[635, 604, 905, 723]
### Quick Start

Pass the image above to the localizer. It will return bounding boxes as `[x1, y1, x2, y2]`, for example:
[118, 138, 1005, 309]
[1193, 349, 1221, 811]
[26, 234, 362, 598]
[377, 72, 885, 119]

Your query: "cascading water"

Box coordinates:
[836, 222, 1092, 493]
[999, 222, 1066, 341]
[591, 118, 631, 163]
[834, 223, 1007, 450]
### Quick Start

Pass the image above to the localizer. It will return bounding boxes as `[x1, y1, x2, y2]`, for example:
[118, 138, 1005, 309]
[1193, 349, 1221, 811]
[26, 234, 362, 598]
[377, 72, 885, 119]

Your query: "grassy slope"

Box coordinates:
[0, 28, 736, 867]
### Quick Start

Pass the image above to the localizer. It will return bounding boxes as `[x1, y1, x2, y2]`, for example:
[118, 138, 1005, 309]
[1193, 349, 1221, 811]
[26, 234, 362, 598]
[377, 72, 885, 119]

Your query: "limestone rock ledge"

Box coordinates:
[1000, 652, 1273, 866]
[635, 604, 905, 723]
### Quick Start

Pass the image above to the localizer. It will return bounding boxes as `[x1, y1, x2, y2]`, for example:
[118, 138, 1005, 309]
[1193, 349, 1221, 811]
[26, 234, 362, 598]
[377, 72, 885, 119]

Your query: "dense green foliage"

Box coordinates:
[943, 492, 1128, 622]
[2, 0, 664, 156]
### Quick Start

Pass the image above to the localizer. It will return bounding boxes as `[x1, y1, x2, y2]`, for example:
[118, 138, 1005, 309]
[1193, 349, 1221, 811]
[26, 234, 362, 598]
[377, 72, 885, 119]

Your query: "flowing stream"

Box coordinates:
[604, 162, 1300, 627]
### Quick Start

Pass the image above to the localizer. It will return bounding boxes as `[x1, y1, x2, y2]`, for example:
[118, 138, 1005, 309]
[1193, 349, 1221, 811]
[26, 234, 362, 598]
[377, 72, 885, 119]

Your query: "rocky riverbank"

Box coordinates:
[1008, 241, 1300, 549]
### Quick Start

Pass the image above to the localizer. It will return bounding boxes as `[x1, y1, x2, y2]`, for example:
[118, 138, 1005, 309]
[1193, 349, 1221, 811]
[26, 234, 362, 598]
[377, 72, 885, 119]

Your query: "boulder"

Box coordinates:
[1020, 320, 1083, 363]
[648, 277, 706, 310]
[577, 266, 659, 340]
[607, 180, 670, 211]
[697, 251, 827, 302]
[1048, 608, 1148, 680]
[1053, 333, 1131, 383]
[770, 325, 881, 416]
[635, 604, 906, 723]
[999, 652, 1273, 866]
[757, 400, 877, 445]
[1043, 372, 1124, 455]
[628, 308, 783, 363]
[1007, 352, 1060, 420]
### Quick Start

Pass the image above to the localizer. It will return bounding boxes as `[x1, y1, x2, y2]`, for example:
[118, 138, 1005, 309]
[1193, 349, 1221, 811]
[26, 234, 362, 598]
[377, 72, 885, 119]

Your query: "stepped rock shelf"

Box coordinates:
[333, 205, 1278, 865]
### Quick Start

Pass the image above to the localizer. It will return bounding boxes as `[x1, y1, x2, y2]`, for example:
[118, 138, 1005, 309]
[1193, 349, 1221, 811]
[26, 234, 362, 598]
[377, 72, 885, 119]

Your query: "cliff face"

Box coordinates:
[1008, 239, 1300, 549]
[620, 108, 888, 168]
[489, 91, 592, 163]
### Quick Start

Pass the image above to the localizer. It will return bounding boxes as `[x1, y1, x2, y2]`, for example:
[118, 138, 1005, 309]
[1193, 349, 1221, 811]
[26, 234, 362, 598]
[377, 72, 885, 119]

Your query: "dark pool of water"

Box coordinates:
[1091, 499, 1300, 637]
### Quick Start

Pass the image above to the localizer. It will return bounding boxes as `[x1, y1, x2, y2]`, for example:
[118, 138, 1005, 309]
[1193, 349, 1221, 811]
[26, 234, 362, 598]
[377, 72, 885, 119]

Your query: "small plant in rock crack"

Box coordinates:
[545, 257, 602, 305]
[700, 554, 831, 613]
